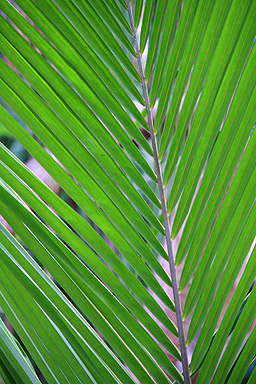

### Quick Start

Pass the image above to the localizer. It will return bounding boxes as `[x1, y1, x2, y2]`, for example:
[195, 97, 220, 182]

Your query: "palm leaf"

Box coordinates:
[0, 1, 255, 383]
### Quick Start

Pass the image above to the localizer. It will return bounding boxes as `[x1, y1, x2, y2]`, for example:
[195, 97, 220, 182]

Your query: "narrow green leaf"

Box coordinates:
[157, 0, 214, 150]
[175, 49, 256, 267]
[196, 280, 256, 384]
[183, 157, 256, 318]
[0, 29, 162, 231]
[139, 1, 155, 53]
[167, 0, 255, 216]
[180, 124, 256, 294]
[190, 245, 256, 374]
[0, 69, 168, 275]
[134, 0, 143, 28]
[0, 107, 164, 282]
[0, 240, 126, 384]
[1, 161, 176, 344]
[0, 319, 41, 384]
[0, 278, 84, 384]
[11, 0, 151, 150]
[1, 2, 154, 172]
[0, 111, 167, 296]
[36, 0, 146, 117]
[153, 0, 199, 133]
[147, 0, 182, 100]
[36, 0, 140, 87]
[0, 204, 180, 381]
[0, 351, 28, 384]
[0, 154, 174, 321]
[186, 173, 256, 342]
[51, 0, 143, 97]
[0, 19, 160, 211]
[0, 208, 172, 384]
[101, 0, 132, 34]
[160, 0, 232, 167]
[144, 0, 169, 81]
[87, 0, 135, 56]
[211, 292, 256, 383]
[0, 186, 179, 359]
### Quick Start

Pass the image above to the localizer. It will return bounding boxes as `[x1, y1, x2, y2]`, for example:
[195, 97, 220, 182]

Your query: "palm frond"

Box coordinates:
[0, 1, 255, 383]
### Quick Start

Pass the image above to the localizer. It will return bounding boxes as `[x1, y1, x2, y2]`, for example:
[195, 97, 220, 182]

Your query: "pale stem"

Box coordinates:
[126, 2, 191, 383]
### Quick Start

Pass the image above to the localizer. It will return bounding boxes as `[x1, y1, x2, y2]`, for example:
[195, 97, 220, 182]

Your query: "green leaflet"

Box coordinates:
[175, 46, 256, 268]
[0, 207, 180, 382]
[144, 0, 169, 82]
[0, 145, 174, 316]
[186, 173, 256, 341]
[160, 0, 232, 168]
[168, 0, 255, 222]
[139, 1, 155, 53]
[153, 0, 199, 133]
[0, 318, 41, 384]
[193, 251, 256, 382]
[1, 0, 154, 166]
[134, 0, 143, 28]
[0, 21, 162, 228]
